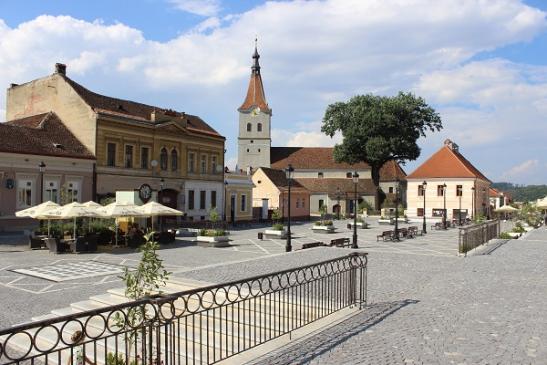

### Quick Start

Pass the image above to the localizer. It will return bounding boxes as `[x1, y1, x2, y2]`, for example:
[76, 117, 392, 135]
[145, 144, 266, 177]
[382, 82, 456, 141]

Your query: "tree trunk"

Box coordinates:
[371, 166, 381, 211]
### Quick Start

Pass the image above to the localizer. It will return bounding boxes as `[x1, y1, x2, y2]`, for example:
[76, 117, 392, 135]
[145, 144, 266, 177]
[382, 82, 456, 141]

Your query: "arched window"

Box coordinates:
[171, 149, 178, 171]
[257, 123, 262, 132]
[160, 147, 168, 170]
[247, 123, 252, 132]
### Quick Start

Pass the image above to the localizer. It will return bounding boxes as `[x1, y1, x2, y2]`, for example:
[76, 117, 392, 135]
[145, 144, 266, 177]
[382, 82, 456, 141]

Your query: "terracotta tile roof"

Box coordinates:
[239, 72, 270, 113]
[407, 145, 490, 182]
[294, 178, 377, 197]
[259, 167, 307, 191]
[379, 160, 407, 181]
[62, 76, 222, 137]
[1, 112, 95, 160]
[489, 188, 500, 197]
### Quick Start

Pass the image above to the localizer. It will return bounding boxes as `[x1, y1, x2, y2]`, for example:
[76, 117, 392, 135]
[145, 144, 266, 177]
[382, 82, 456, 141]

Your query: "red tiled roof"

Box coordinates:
[1, 112, 95, 160]
[259, 167, 307, 191]
[407, 145, 490, 182]
[238, 72, 270, 113]
[294, 178, 376, 197]
[379, 160, 407, 181]
[62, 76, 222, 138]
[489, 188, 500, 197]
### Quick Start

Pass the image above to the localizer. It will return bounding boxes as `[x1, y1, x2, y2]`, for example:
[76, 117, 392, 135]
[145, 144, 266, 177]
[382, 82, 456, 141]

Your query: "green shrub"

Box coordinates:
[499, 232, 512, 239]
[271, 209, 282, 222]
[199, 229, 226, 237]
[316, 220, 333, 226]
[512, 222, 526, 234]
[272, 223, 284, 231]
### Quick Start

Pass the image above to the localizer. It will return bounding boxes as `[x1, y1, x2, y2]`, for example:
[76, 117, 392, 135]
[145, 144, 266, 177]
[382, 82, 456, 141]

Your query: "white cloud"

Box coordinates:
[502, 159, 540, 181]
[168, 0, 221, 17]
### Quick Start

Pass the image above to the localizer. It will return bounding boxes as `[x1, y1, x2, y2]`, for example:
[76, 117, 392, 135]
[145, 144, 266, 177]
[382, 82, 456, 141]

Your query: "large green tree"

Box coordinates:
[321, 92, 443, 210]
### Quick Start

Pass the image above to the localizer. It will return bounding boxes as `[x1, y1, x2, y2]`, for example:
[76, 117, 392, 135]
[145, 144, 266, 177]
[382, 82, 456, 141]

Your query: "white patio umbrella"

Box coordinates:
[494, 205, 519, 213]
[44, 202, 103, 238]
[82, 201, 103, 232]
[15, 201, 61, 237]
[136, 201, 184, 230]
[96, 202, 143, 246]
[536, 197, 547, 209]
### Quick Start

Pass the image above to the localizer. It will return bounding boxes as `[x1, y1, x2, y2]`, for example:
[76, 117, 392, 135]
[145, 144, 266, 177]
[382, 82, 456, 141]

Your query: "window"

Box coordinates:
[318, 199, 324, 209]
[418, 185, 425, 196]
[125, 145, 134, 168]
[257, 123, 262, 132]
[141, 147, 149, 169]
[301, 199, 305, 208]
[247, 123, 251, 132]
[241, 194, 247, 212]
[211, 191, 217, 208]
[160, 148, 168, 171]
[211, 156, 217, 174]
[417, 208, 424, 217]
[188, 152, 195, 173]
[346, 172, 352, 178]
[388, 187, 394, 194]
[17, 179, 33, 208]
[437, 185, 445, 197]
[44, 180, 59, 203]
[456, 185, 463, 197]
[171, 149, 178, 171]
[432, 208, 445, 217]
[296, 198, 300, 208]
[200, 155, 207, 174]
[318, 172, 324, 179]
[188, 190, 195, 210]
[107, 143, 116, 167]
[66, 181, 81, 202]
[200, 190, 206, 209]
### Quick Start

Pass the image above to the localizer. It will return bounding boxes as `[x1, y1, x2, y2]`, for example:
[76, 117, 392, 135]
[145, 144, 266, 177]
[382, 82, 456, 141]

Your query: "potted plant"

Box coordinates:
[349, 215, 369, 229]
[196, 208, 230, 246]
[378, 216, 393, 225]
[312, 205, 336, 233]
[265, 209, 287, 238]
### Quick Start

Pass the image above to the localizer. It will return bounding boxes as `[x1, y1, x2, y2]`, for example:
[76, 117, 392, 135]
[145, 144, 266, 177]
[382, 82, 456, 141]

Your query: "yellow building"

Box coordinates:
[6, 63, 226, 222]
[224, 172, 254, 223]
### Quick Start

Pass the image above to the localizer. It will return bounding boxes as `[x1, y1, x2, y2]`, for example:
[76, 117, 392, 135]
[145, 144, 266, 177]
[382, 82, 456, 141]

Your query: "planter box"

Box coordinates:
[196, 235, 230, 247]
[378, 219, 393, 225]
[312, 225, 336, 233]
[507, 232, 521, 239]
[348, 222, 369, 229]
[175, 228, 197, 237]
[264, 229, 287, 239]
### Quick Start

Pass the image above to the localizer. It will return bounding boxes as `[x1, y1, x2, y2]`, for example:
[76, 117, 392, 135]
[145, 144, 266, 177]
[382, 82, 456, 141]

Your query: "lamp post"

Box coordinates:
[38, 161, 46, 203]
[442, 183, 447, 229]
[335, 187, 341, 220]
[159, 178, 165, 231]
[223, 180, 228, 222]
[471, 186, 475, 221]
[352, 171, 359, 248]
[483, 188, 487, 219]
[394, 178, 400, 241]
[285, 164, 294, 252]
[458, 186, 463, 226]
[422, 181, 427, 234]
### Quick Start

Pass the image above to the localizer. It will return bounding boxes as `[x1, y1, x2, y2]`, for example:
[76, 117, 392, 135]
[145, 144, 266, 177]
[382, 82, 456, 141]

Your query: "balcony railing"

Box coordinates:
[458, 220, 500, 256]
[0, 252, 368, 365]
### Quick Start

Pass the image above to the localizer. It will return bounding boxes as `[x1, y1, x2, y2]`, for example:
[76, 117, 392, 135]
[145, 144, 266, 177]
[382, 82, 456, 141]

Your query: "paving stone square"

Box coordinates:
[11, 261, 127, 282]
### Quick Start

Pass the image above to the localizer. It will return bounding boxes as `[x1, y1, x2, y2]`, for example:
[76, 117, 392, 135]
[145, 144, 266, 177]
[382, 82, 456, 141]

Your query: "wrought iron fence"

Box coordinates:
[0, 252, 368, 365]
[458, 220, 500, 255]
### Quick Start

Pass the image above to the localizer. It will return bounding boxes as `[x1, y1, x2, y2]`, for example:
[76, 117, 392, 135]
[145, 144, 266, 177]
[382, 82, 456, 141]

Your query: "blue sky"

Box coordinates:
[0, 0, 546, 184]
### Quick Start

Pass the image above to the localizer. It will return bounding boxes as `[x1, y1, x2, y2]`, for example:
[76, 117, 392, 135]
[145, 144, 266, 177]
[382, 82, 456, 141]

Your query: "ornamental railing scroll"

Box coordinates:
[458, 220, 500, 256]
[0, 252, 368, 365]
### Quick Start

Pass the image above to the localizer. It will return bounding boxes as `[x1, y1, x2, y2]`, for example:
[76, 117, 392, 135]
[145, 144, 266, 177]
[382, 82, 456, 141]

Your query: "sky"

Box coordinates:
[0, 0, 546, 184]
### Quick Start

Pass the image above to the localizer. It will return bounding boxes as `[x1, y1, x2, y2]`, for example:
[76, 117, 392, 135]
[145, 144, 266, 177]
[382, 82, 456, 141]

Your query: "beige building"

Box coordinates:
[6, 63, 225, 223]
[406, 139, 491, 222]
[224, 172, 254, 222]
[0, 112, 95, 231]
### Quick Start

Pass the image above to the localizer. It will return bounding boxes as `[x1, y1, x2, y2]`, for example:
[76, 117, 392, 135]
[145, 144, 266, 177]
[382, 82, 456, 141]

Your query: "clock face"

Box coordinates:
[251, 107, 260, 116]
[138, 184, 152, 202]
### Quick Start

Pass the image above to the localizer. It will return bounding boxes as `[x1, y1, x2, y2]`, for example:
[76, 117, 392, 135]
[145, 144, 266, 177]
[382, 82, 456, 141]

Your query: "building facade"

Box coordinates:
[0, 112, 95, 231]
[224, 172, 254, 222]
[406, 139, 491, 222]
[6, 64, 225, 222]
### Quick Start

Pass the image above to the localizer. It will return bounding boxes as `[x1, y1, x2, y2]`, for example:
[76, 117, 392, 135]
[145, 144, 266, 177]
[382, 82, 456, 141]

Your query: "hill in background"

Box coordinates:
[492, 182, 547, 203]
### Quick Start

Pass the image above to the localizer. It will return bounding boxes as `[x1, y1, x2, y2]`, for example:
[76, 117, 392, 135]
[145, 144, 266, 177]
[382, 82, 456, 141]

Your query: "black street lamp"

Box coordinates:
[442, 183, 447, 229]
[422, 181, 427, 234]
[335, 187, 341, 220]
[223, 180, 228, 222]
[471, 186, 476, 221]
[159, 178, 165, 231]
[38, 161, 46, 203]
[394, 178, 400, 241]
[352, 171, 359, 248]
[285, 164, 294, 252]
[458, 190, 462, 226]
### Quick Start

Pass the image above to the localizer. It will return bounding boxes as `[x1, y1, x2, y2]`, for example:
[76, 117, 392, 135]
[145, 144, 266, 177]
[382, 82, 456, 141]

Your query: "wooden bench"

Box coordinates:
[377, 231, 394, 241]
[408, 226, 423, 237]
[330, 237, 352, 248]
[431, 222, 443, 230]
[301, 241, 326, 250]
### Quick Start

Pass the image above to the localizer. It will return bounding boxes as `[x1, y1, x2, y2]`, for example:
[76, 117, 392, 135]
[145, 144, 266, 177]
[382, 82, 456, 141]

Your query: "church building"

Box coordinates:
[237, 45, 406, 216]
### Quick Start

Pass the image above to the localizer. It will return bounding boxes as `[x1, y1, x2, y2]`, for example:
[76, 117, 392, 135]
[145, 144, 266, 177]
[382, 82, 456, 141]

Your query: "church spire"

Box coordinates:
[238, 39, 270, 114]
[251, 37, 261, 75]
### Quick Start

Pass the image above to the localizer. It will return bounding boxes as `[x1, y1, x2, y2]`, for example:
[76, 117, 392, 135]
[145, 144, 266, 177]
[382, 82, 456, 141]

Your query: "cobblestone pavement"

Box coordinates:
[244, 227, 547, 365]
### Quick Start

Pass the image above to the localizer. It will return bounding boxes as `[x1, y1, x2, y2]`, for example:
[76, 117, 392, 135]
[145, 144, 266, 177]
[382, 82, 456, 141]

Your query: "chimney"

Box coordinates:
[55, 63, 66, 75]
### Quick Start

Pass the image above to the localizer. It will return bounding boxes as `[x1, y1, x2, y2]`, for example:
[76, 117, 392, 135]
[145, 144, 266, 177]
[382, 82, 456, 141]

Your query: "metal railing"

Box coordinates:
[0, 252, 368, 365]
[458, 220, 500, 255]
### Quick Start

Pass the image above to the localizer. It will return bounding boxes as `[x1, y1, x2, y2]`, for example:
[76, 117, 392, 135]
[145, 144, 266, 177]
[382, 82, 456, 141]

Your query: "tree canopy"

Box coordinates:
[321, 92, 443, 209]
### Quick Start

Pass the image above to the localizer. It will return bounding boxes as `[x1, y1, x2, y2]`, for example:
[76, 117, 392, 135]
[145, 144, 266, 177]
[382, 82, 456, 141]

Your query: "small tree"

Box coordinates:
[322, 92, 442, 210]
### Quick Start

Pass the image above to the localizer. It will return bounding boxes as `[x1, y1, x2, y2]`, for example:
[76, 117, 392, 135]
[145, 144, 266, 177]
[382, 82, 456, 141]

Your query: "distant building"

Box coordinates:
[224, 171, 254, 223]
[0, 112, 95, 231]
[6, 63, 225, 222]
[406, 139, 491, 221]
[237, 44, 406, 214]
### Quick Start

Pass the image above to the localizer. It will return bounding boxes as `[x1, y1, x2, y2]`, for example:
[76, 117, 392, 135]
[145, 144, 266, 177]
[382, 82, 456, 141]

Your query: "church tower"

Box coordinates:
[237, 41, 271, 173]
